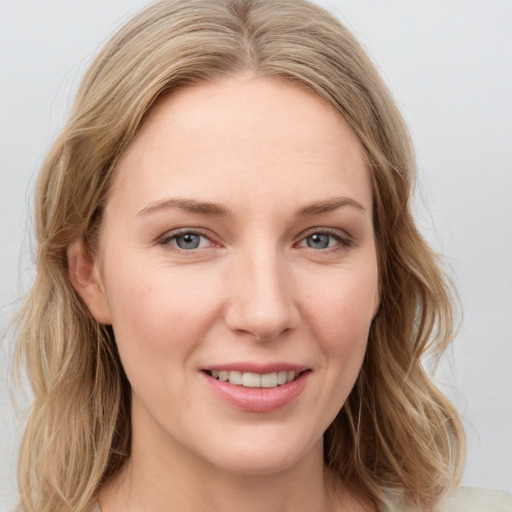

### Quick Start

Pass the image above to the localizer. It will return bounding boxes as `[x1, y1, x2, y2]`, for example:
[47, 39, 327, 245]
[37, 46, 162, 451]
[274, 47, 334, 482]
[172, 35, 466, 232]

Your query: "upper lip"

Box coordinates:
[201, 362, 309, 374]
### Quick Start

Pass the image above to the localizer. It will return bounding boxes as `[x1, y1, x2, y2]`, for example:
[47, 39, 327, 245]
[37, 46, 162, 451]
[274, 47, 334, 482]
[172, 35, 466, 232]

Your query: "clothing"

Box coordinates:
[440, 487, 512, 512]
[91, 487, 512, 511]
[386, 488, 512, 512]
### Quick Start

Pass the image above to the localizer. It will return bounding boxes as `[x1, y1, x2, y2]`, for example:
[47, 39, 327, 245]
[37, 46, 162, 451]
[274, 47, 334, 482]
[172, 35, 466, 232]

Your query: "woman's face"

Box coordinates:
[79, 77, 379, 475]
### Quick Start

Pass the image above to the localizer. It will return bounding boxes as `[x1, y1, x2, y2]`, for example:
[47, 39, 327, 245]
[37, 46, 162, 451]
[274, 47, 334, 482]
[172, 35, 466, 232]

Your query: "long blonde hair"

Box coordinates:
[15, 1, 465, 510]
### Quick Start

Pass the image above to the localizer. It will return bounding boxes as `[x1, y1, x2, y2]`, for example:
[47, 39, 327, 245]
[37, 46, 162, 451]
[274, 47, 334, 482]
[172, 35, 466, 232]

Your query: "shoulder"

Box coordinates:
[386, 487, 512, 512]
[89, 488, 512, 512]
[439, 487, 512, 512]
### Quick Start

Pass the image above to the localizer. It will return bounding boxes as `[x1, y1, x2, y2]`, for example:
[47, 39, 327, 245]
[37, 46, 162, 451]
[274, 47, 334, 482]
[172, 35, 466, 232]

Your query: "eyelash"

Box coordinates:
[294, 228, 354, 252]
[158, 227, 354, 254]
[159, 228, 218, 254]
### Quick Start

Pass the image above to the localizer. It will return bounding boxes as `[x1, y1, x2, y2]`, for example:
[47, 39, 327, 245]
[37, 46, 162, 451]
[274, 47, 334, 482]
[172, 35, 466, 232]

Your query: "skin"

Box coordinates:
[70, 76, 379, 512]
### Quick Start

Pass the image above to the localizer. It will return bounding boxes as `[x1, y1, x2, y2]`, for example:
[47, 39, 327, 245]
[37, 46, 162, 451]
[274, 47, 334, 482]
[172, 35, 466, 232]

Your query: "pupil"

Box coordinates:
[177, 233, 200, 249]
[307, 233, 329, 249]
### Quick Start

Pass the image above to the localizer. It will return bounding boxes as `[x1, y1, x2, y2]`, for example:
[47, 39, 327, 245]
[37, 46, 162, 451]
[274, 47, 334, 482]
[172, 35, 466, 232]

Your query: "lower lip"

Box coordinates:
[201, 371, 310, 412]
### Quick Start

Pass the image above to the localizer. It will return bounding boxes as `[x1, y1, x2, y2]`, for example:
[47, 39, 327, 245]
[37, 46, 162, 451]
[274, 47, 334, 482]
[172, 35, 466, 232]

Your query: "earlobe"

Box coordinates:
[67, 239, 112, 325]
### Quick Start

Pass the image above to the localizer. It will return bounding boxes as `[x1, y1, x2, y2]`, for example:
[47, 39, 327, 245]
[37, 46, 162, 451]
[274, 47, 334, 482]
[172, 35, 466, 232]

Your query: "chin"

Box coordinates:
[192, 425, 323, 476]
[207, 451, 305, 476]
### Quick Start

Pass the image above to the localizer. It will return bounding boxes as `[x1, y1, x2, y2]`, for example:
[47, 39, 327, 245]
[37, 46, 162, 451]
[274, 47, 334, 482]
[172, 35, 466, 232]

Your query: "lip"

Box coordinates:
[200, 363, 311, 413]
[202, 362, 309, 374]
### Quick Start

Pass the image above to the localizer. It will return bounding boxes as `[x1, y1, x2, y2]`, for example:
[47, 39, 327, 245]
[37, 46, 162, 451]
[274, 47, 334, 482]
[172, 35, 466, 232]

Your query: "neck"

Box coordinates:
[101, 444, 337, 512]
[98, 401, 372, 512]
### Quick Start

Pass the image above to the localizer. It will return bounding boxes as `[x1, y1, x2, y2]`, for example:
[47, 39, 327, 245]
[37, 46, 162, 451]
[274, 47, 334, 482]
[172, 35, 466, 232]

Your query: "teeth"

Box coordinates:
[228, 371, 242, 385]
[261, 372, 277, 388]
[277, 371, 288, 385]
[209, 370, 299, 388]
[242, 372, 261, 387]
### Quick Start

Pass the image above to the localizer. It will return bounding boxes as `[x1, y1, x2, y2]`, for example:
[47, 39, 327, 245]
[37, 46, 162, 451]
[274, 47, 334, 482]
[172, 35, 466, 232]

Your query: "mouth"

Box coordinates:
[201, 366, 311, 412]
[203, 369, 304, 388]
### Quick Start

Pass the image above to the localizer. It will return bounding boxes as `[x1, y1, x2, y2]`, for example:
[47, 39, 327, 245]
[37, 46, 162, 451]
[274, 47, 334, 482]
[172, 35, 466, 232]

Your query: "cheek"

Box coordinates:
[303, 264, 378, 342]
[300, 262, 378, 392]
[103, 262, 222, 374]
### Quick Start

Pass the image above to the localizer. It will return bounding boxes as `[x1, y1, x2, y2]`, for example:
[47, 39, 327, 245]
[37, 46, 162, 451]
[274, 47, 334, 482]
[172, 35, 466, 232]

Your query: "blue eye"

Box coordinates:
[161, 230, 212, 251]
[174, 233, 202, 250]
[305, 233, 332, 249]
[297, 230, 351, 251]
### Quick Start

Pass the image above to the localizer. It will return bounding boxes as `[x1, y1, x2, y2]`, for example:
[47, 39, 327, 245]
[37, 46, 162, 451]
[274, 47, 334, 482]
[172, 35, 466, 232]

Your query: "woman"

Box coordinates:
[12, 1, 511, 511]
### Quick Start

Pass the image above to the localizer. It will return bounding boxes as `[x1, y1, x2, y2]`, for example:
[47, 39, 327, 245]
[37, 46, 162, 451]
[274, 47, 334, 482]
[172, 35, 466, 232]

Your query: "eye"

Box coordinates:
[296, 229, 352, 250]
[160, 230, 214, 251]
[304, 233, 333, 249]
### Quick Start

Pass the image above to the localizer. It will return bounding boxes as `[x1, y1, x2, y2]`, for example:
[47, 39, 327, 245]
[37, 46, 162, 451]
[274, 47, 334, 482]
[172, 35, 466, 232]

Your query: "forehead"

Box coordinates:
[109, 76, 371, 216]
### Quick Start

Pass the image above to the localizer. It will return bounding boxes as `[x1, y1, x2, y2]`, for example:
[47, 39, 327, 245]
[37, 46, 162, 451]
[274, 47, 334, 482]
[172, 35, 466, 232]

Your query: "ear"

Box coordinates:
[67, 239, 112, 325]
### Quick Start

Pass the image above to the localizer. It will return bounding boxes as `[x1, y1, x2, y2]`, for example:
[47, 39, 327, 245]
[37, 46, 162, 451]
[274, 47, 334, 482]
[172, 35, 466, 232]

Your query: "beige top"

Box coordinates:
[385, 487, 512, 512]
[440, 487, 512, 512]
[91, 487, 512, 511]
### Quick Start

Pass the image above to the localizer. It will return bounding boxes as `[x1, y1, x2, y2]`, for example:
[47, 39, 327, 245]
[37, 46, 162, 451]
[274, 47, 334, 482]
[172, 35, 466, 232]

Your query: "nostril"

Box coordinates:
[223, 270, 299, 340]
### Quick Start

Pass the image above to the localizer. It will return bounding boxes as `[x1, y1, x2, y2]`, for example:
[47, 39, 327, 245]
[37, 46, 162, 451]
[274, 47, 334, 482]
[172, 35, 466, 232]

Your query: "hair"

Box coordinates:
[14, 1, 465, 511]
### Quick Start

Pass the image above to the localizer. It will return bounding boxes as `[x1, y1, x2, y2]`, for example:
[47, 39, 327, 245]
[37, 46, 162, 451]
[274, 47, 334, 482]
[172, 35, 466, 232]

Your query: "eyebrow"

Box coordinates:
[137, 198, 229, 217]
[137, 196, 367, 218]
[296, 197, 368, 216]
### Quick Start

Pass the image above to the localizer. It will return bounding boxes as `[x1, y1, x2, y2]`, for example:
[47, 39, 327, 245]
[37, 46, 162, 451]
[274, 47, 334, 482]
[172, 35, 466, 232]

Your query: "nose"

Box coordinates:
[224, 248, 299, 341]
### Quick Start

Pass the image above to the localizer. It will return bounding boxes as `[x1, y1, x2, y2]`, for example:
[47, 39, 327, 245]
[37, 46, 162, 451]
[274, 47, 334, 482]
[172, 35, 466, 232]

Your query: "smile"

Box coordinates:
[205, 370, 299, 388]
[201, 366, 310, 412]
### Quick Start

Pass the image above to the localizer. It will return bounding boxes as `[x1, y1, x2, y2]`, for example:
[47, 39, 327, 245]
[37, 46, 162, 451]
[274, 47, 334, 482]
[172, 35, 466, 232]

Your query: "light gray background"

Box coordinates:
[1, 1, 511, 510]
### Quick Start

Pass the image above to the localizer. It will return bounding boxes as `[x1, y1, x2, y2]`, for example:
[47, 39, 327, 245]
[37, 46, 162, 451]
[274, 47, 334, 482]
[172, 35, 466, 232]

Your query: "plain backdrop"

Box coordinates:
[1, 0, 511, 510]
